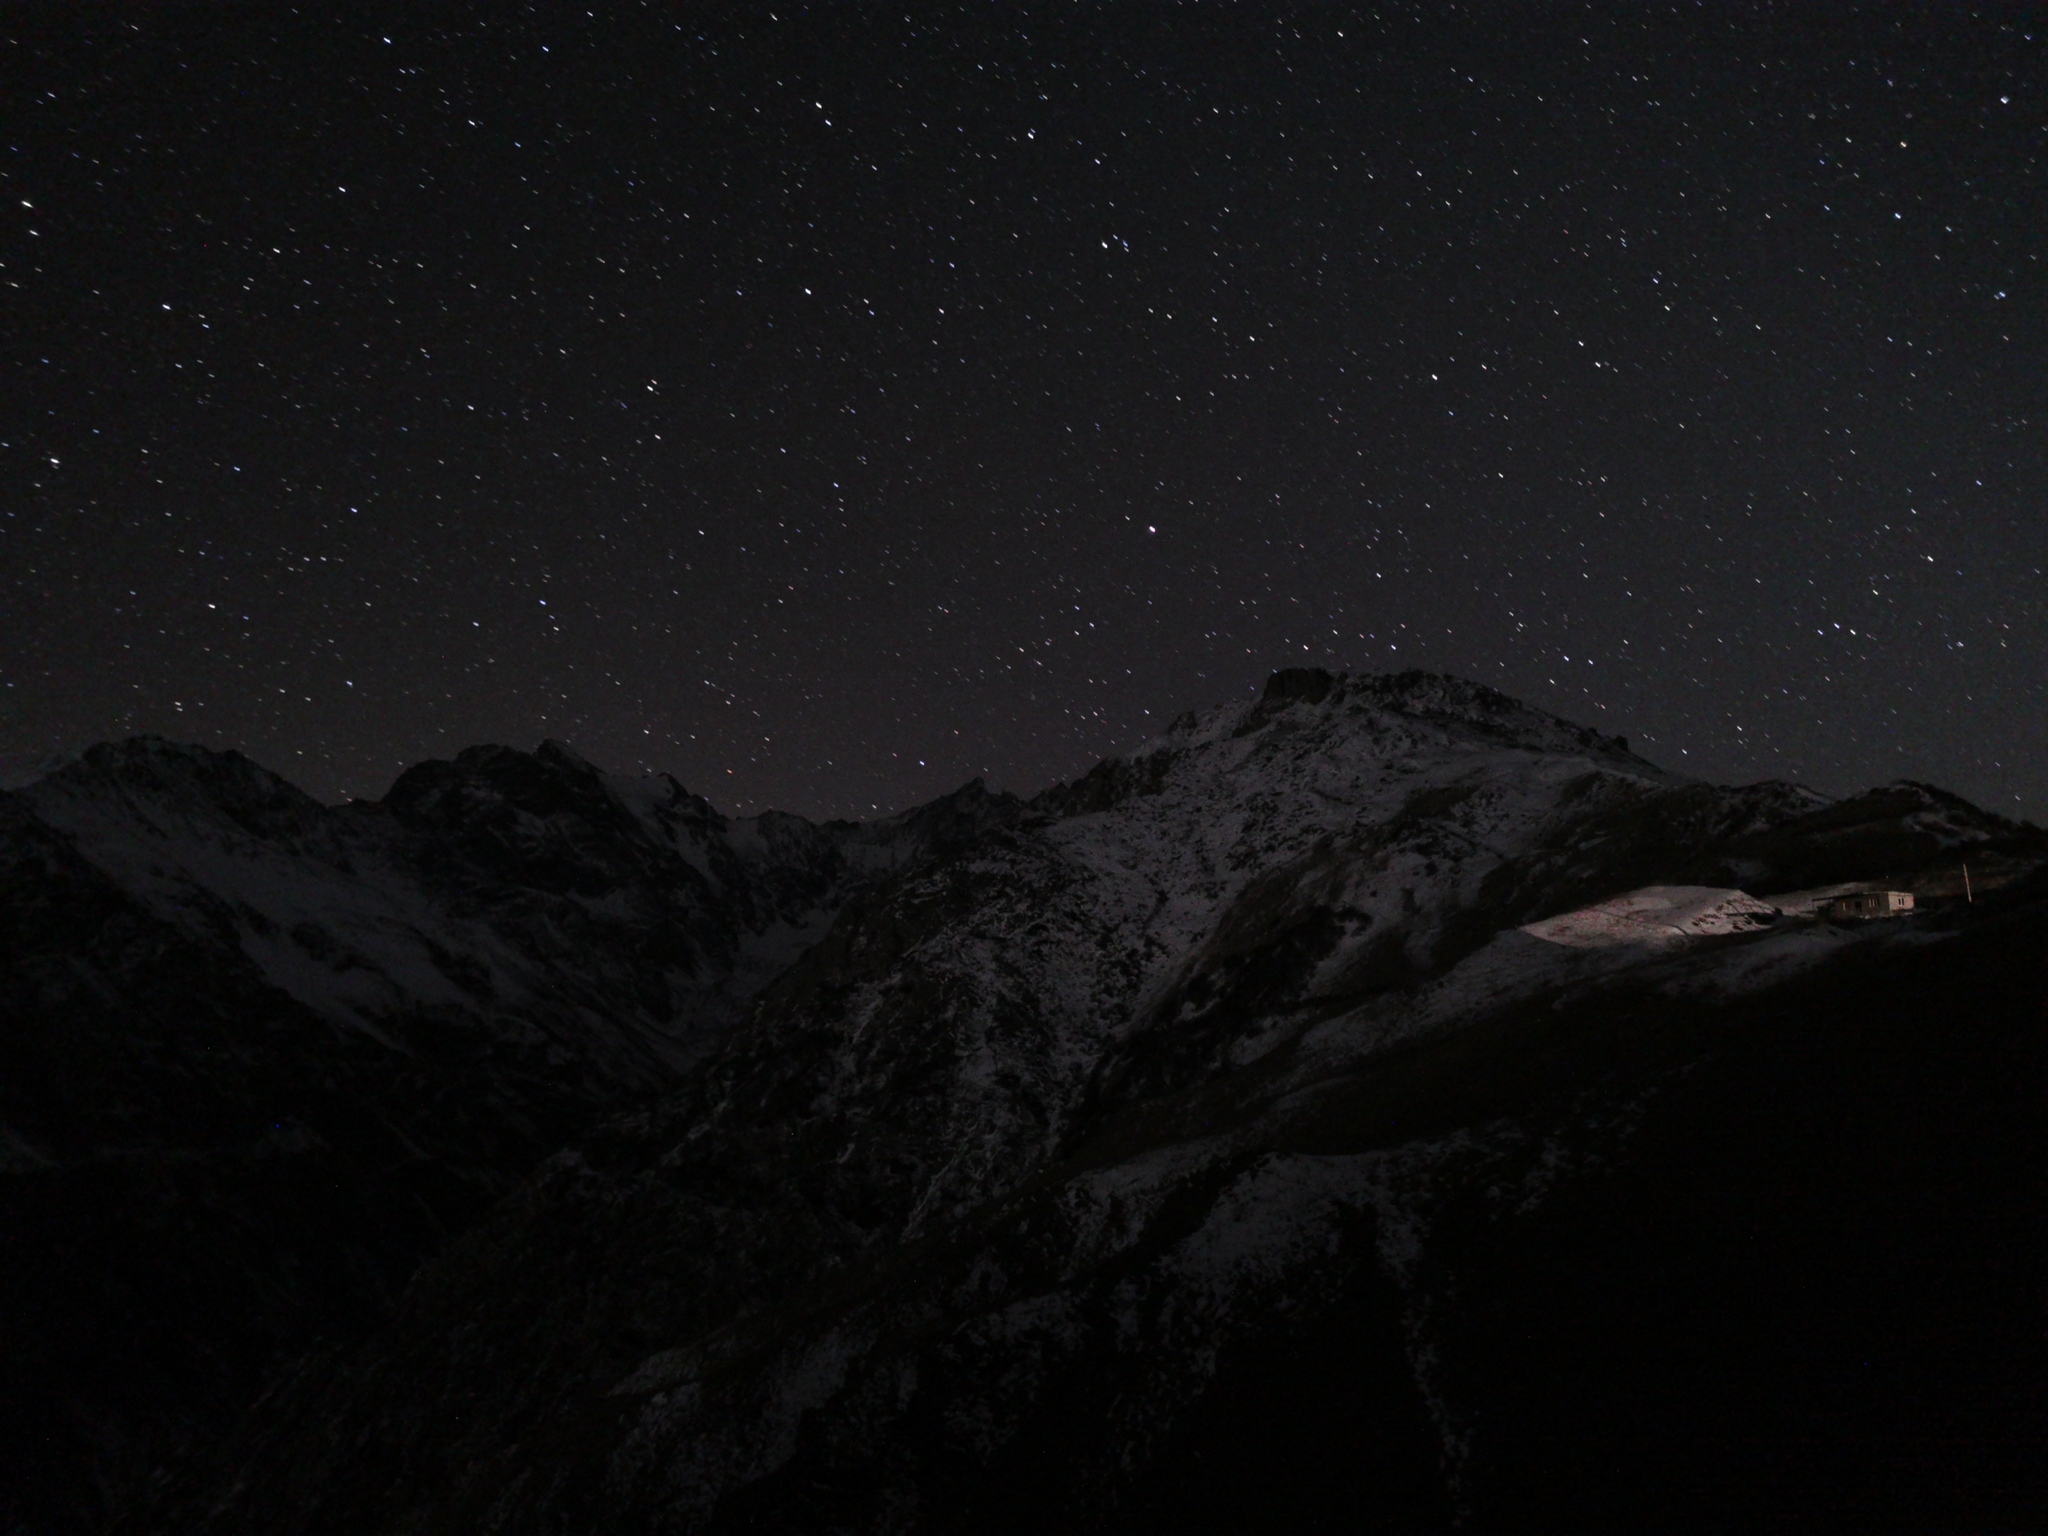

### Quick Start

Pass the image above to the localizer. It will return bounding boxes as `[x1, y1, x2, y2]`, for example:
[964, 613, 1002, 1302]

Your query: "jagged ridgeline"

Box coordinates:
[4, 671, 2045, 1534]
[0, 735, 1020, 1535]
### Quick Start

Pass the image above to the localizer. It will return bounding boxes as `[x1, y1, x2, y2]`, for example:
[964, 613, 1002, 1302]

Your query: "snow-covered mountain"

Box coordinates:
[7, 670, 2045, 1535]
[92, 668, 2040, 1536]
[15, 734, 1022, 1076]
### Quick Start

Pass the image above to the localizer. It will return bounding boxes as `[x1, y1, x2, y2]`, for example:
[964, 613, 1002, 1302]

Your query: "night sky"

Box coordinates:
[4, 5, 2042, 818]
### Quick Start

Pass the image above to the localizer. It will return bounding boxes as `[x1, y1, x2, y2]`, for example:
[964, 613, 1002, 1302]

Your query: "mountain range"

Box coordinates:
[5, 669, 2046, 1533]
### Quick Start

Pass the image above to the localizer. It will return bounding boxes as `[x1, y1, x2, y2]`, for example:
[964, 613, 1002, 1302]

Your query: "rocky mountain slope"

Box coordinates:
[76, 669, 2042, 1535]
[0, 737, 1018, 1536]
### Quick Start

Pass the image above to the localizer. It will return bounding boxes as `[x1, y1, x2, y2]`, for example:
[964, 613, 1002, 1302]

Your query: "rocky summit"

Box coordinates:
[6, 671, 2047, 1534]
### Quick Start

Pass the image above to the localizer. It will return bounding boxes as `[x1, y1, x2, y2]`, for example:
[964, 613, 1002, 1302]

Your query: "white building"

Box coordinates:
[1822, 890, 1915, 920]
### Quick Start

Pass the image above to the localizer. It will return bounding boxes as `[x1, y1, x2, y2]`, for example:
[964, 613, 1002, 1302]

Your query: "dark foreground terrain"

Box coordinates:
[6, 671, 2046, 1533]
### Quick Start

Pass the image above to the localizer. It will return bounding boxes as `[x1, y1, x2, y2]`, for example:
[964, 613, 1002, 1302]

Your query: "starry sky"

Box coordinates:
[4, 5, 2042, 818]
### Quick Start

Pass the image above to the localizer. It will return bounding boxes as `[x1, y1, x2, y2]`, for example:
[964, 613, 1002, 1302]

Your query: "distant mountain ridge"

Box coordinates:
[4, 670, 2045, 1534]
[0, 733, 1020, 1536]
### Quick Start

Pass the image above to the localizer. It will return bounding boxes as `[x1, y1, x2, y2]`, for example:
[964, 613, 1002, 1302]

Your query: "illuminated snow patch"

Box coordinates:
[1520, 884, 1778, 949]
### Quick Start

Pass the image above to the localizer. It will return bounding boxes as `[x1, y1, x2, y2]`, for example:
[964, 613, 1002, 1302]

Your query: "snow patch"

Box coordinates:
[1521, 884, 1778, 948]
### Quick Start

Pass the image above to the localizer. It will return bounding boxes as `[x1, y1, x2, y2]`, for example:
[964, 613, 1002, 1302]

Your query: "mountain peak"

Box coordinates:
[1136, 668, 1646, 775]
[381, 738, 620, 830]
[1260, 665, 1340, 704]
[18, 735, 328, 847]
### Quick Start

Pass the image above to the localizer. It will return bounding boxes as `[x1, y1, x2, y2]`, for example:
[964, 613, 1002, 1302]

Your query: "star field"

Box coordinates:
[3, 5, 2042, 816]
